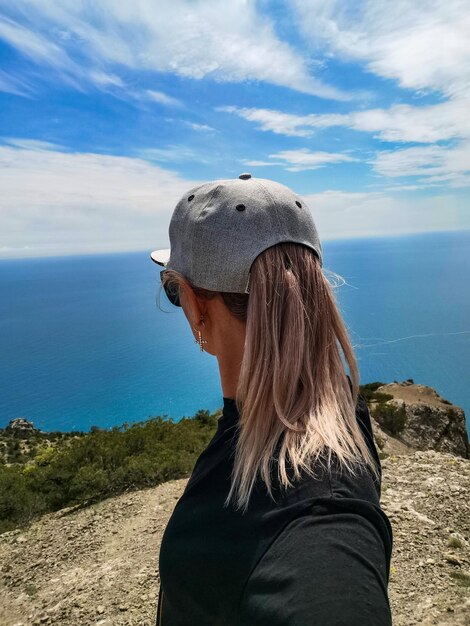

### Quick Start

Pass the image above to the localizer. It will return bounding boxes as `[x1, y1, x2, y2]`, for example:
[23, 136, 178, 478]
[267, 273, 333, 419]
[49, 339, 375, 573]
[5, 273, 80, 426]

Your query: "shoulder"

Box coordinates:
[355, 391, 383, 489]
[324, 381, 383, 503]
[346, 375, 377, 446]
[237, 497, 393, 626]
[346, 376, 383, 493]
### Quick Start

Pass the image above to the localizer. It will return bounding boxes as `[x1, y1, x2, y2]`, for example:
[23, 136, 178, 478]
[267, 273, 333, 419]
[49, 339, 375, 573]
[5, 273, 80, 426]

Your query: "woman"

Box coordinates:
[150, 174, 394, 625]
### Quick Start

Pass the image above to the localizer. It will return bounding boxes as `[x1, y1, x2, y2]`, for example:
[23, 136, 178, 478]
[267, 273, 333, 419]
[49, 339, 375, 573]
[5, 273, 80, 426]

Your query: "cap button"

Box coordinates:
[239, 173, 252, 180]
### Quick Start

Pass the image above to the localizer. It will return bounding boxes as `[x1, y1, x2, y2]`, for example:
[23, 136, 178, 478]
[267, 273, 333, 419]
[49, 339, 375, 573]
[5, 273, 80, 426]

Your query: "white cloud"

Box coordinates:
[3, 138, 66, 151]
[303, 190, 468, 241]
[0, 69, 34, 97]
[221, 100, 470, 144]
[0, 143, 199, 258]
[351, 100, 470, 143]
[183, 122, 216, 132]
[243, 160, 284, 167]
[0, 15, 86, 91]
[371, 141, 470, 188]
[146, 90, 183, 108]
[291, 0, 470, 99]
[89, 71, 125, 88]
[378, 183, 443, 192]
[219, 0, 470, 163]
[217, 106, 326, 137]
[137, 145, 210, 163]
[0, 15, 72, 71]
[244, 148, 356, 171]
[0, 1, 347, 99]
[222, 102, 470, 186]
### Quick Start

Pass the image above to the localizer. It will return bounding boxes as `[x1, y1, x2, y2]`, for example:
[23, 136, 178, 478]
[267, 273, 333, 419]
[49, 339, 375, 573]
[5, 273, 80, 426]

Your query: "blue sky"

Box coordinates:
[0, 0, 469, 258]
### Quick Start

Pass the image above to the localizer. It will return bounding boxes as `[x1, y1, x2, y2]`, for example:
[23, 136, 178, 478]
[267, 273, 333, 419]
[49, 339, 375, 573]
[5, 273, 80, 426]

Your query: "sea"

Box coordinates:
[1, 229, 469, 433]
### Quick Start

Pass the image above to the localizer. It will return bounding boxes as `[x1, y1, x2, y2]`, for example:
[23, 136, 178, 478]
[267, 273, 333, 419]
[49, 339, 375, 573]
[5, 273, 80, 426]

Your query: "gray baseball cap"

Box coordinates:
[150, 173, 322, 295]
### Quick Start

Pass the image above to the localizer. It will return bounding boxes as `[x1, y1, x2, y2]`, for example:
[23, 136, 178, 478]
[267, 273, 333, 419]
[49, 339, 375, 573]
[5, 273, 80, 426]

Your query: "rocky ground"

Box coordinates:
[0, 448, 468, 626]
[0, 479, 182, 626]
[381, 450, 469, 625]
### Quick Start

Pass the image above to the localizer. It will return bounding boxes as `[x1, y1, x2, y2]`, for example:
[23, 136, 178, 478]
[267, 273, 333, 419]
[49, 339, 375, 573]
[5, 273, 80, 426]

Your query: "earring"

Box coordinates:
[193, 314, 208, 352]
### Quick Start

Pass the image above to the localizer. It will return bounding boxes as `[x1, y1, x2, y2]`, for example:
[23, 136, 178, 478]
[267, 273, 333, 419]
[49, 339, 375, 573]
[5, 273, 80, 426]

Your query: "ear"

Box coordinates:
[179, 279, 205, 327]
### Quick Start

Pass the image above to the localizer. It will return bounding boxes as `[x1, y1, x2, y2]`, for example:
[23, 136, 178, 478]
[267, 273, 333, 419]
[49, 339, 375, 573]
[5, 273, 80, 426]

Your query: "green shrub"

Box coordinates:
[358, 382, 385, 403]
[24, 582, 38, 598]
[195, 409, 217, 428]
[373, 392, 394, 404]
[358, 383, 393, 405]
[0, 465, 49, 534]
[372, 402, 408, 436]
[447, 535, 465, 549]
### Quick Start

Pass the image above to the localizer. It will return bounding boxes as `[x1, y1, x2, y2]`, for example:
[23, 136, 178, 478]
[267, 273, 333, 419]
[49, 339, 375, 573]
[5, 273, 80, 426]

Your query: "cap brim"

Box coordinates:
[150, 248, 171, 267]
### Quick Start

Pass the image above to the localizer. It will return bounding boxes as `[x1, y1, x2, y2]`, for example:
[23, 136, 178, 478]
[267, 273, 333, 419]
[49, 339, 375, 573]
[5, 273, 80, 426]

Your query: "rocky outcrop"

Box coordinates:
[371, 381, 469, 459]
[4, 418, 40, 438]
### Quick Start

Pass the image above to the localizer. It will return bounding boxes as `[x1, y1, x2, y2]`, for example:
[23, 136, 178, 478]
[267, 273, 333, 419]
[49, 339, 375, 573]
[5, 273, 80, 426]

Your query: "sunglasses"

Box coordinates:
[160, 269, 182, 307]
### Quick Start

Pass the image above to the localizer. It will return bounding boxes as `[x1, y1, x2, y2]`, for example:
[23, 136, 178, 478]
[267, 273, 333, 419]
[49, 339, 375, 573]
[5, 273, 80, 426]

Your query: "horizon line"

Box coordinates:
[0, 227, 469, 262]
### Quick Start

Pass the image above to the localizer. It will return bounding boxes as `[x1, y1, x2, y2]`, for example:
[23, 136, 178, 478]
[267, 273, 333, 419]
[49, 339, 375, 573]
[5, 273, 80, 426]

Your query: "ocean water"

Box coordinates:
[0, 229, 469, 433]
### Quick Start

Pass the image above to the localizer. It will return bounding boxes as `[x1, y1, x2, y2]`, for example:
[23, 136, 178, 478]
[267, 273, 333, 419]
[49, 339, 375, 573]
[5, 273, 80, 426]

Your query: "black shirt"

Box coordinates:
[156, 390, 393, 625]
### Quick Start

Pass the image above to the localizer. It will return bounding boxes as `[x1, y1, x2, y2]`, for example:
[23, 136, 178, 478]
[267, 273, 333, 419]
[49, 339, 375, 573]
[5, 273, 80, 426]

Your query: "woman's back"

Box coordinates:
[156, 391, 393, 625]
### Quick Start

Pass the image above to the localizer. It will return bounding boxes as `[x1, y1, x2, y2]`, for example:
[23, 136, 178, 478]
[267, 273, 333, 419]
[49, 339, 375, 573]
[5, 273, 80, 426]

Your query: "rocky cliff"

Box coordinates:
[371, 380, 469, 459]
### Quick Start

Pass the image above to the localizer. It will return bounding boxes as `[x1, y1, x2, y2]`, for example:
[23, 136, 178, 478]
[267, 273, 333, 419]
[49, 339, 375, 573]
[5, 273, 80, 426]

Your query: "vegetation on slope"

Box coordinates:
[0, 409, 218, 534]
[0, 381, 411, 534]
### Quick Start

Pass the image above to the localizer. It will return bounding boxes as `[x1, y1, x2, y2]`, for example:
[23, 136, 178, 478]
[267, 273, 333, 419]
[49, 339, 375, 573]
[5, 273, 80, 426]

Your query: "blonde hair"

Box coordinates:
[158, 241, 380, 514]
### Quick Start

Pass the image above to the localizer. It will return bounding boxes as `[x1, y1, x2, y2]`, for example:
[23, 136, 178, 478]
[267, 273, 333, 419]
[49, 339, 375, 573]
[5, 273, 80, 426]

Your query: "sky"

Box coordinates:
[0, 0, 469, 259]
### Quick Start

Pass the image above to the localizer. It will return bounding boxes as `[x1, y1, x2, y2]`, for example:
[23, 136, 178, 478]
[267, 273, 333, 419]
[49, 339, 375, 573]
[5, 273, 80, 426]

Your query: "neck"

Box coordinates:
[216, 333, 245, 399]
